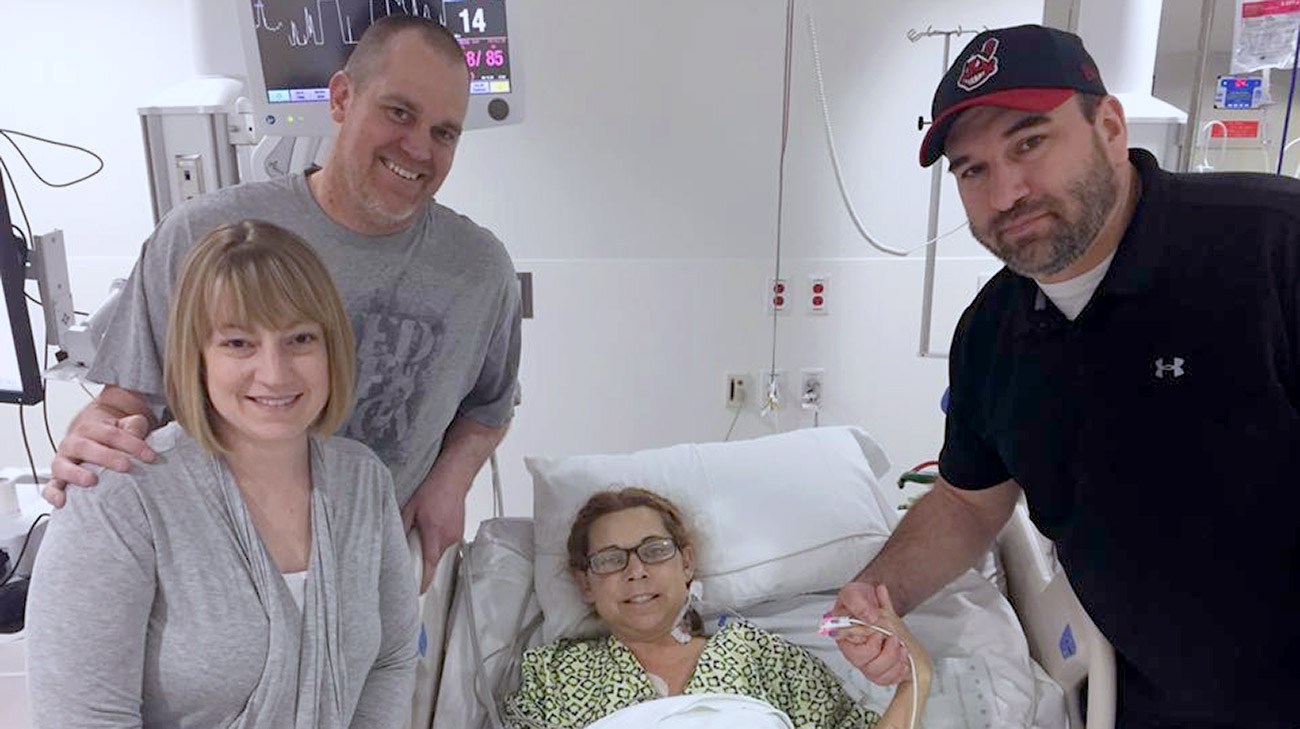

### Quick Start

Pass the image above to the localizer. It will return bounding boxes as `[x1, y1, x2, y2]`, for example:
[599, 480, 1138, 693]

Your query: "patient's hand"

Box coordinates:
[832, 583, 928, 686]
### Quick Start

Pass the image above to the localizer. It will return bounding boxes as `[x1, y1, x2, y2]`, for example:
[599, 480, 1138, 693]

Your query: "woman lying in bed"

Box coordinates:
[504, 487, 931, 729]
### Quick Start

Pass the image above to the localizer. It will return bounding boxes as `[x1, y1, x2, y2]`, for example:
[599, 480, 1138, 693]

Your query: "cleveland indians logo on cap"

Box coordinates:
[957, 38, 1000, 92]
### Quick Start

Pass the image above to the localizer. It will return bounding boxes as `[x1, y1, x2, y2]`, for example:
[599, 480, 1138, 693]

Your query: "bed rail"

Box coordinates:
[997, 500, 1116, 729]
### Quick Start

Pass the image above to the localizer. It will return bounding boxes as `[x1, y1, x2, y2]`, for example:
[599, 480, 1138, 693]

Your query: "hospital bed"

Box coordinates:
[406, 426, 1116, 729]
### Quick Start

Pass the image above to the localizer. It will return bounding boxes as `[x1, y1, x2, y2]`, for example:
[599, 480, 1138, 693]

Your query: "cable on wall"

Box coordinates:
[763, 0, 798, 433]
[1, 129, 106, 485]
[806, 9, 972, 257]
[1275, 22, 1300, 176]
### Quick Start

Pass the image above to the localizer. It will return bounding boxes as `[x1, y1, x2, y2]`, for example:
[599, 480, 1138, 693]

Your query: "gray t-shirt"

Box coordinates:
[26, 423, 418, 728]
[88, 173, 521, 504]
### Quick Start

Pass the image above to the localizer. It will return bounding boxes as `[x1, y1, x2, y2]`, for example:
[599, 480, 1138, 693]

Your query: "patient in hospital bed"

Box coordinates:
[502, 487, 931, 729]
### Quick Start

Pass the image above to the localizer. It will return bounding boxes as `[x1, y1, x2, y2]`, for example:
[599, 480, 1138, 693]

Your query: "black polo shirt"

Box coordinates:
[940, 149, 1300, 723]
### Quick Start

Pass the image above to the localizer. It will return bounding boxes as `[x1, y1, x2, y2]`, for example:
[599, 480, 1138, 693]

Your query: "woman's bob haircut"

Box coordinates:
[164, 220, 355, 455]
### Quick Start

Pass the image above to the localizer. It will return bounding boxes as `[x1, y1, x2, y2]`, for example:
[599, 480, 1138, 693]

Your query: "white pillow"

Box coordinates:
[526, 426, 896, 642]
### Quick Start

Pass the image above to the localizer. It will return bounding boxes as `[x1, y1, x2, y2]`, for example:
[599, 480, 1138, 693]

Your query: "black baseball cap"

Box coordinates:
[919, 24, 1106, 167]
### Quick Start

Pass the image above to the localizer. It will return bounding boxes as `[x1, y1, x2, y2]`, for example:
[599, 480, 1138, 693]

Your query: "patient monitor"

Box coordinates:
[233, 0, 522, 139]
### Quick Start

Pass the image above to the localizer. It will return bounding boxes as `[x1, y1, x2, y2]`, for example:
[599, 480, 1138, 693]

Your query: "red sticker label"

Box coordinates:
[1242, 0, 1300, 18]
[1208, 120, 1262, 138]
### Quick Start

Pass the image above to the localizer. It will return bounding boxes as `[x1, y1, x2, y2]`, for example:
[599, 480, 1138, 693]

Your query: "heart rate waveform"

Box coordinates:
[247, 0, 512, 107]
[252, 0, 441, 50]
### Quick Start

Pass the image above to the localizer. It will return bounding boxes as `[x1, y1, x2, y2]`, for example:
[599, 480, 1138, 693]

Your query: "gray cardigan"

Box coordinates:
[25, 423, 418, 728]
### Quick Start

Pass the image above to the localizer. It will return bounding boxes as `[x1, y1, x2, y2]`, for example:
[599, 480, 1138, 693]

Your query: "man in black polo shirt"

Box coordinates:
[833, 24, 1299, 728]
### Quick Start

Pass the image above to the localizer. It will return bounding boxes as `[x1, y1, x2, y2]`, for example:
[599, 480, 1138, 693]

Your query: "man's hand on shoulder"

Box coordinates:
[45, 386, 157, 507]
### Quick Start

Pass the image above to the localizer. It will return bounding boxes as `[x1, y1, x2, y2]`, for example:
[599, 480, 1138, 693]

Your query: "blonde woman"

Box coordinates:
[27, 220, 417, 728]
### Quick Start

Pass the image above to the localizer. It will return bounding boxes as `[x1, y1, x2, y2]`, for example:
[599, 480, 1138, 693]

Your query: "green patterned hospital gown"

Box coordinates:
[504, 620, 881, 729]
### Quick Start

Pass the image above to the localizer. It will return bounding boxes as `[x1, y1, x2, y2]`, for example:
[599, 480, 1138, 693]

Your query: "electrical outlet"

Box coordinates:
[808, 275, 829, 314]
[725, 372, 752, 409]
[176, 154, 205, 202]
[800, 368, 825, 410]
[766, 278, 789, 314]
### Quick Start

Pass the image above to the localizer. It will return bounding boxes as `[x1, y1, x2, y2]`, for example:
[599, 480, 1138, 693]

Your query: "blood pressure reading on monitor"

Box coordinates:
[446, 0, 512, 95]
[251, 0, 513, 105]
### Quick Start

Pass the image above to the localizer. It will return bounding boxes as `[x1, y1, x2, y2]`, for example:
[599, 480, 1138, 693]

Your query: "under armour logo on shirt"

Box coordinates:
[1154, 357, 1185, 379]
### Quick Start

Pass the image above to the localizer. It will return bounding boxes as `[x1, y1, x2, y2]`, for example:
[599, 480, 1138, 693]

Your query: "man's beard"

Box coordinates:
[971, 133, 1118, 279]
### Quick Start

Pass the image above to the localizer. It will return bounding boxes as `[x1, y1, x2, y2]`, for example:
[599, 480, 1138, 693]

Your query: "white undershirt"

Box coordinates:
[1037, 250, 1117, 321]
[283, 570, 308, 611]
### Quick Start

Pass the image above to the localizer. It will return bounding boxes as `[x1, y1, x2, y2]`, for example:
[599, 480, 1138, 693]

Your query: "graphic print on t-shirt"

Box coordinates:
[344, 307, 444, 467]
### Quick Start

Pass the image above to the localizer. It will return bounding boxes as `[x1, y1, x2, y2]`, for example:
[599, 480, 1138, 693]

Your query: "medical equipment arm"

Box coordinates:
[46, 385, 157, 501]
[852, 477, 1019, 615]
[348, 479, 420, 729]
[24, 478, 155, 729]
[402, 416, 509, 592]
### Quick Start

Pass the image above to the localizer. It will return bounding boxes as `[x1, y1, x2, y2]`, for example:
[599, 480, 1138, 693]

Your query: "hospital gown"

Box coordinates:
[504, 620, 880, 729]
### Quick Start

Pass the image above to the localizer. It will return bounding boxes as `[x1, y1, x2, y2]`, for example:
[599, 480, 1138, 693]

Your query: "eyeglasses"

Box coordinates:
[585, 536, 678, 575]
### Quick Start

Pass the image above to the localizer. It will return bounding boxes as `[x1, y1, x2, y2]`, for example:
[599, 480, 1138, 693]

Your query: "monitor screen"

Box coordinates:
[236, 0, 521, 138]
[0, 183, 43, 405]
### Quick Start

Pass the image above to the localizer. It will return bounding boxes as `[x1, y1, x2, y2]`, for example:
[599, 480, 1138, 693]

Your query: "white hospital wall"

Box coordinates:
[438, 0, 1041, 527]
[0, 0, 1047, 532]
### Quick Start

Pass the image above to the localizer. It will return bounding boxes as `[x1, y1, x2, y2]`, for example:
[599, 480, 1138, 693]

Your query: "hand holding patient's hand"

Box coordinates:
[45, 401, 156, 507]
[833, 583, 926, 686]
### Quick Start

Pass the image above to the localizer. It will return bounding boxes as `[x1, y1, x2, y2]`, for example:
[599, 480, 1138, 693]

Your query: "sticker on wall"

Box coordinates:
[1208, 119, 1264, 139]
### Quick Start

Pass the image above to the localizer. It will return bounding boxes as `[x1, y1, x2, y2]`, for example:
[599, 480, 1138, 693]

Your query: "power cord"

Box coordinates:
[42, 348, 57, 451]
[2, 128, 100, 313]
[806, 7, 971, 257]
[16, 406, 39, 487]
[0, 513, 49, 585]
[766, 0, 797, 432]
[0, 156, 33, 248]
[0, 129, 104, 189]
[723, 406, 743, 442]
[1, 129, 105, 486]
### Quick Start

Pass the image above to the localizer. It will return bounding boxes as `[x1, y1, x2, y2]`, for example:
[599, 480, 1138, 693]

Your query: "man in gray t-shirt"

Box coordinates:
[48, 17, 520, 588]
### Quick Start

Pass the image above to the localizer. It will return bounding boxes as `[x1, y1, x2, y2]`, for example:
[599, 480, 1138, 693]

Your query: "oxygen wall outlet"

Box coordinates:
[759, 370, 785, 408]
[800, 368, 825, 410]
